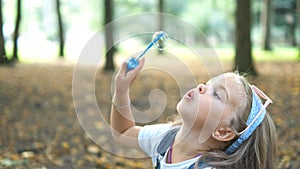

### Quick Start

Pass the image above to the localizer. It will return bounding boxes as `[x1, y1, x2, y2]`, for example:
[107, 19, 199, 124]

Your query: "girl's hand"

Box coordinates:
[114, 57, 145, 94]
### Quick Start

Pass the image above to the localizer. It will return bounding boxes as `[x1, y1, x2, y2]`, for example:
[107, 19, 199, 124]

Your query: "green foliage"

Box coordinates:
[177, 0, 235, 43]
[1, 0, 298, 62]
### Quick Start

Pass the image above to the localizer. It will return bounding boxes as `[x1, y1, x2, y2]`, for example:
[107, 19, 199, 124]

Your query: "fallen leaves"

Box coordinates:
[0, 61, 299, 168]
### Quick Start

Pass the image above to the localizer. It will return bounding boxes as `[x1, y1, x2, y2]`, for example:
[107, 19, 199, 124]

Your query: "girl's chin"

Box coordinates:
[176, 102, 193, 116]
[176, 101, 181, 111]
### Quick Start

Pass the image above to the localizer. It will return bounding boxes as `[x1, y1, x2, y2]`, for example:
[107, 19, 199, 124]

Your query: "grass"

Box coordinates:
[1, 61, 300, 168]
[112, 44, 300, 64]
[4, 41, 299, 63]
[215, 46, 299, 62]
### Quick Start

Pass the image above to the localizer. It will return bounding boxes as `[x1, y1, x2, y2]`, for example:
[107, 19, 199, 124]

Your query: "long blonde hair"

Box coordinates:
[196, 73, 277, 169]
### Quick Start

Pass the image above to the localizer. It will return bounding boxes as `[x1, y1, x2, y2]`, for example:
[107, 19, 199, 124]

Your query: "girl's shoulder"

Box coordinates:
[138, 123, 176, 140]
[138, 123, 177, 158]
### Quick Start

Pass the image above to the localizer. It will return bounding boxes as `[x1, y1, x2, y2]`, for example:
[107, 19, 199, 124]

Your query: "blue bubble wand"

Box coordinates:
[127, 31, 168, 71]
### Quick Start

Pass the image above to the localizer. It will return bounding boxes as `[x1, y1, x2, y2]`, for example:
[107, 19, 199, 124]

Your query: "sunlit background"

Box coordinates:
[2, 0, 298, 63]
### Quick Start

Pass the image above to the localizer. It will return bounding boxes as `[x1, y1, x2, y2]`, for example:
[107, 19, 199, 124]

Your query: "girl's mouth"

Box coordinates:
[184, 90, 194, 101]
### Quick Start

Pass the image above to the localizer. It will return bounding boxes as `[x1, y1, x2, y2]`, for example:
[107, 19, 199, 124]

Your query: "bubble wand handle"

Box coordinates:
[127, 32, 167, 71]
[134, 33, 164, 61]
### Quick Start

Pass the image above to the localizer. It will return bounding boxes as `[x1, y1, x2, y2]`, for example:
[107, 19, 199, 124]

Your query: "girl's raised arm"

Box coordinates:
[110, 58, 145, 149]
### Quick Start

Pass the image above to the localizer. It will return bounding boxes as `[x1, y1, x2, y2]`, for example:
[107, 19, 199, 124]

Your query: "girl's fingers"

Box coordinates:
[115, 57, 145, 86]
[118, 61, 128, 77]
[137, 57, 145, 70]
[126, 57, 145, 78]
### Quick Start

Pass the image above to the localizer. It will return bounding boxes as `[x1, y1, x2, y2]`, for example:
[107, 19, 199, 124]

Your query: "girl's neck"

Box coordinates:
[169, 126, 212, 163]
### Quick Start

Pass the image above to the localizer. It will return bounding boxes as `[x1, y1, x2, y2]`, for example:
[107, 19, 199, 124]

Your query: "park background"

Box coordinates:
[0, 0, 300, 168]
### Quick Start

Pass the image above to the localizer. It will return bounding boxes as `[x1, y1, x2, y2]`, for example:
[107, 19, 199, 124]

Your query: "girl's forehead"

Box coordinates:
[207, 73, 240, 85]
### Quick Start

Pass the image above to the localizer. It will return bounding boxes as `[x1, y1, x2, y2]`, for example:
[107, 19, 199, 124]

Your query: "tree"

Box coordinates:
[12, 0, 22, 61]
[158, 0, 164, 31]
[261, 0, 273, 50]
[104, 0, 115, 71]
[297, 0, 300, 60]
[273, 0, 297, 46]
[285, 2, 297, 47]
[158, 0, 164, 55]
[55, 0, 65, 57]
[0, 0, 7, 64]
[234, 0, 257, 75]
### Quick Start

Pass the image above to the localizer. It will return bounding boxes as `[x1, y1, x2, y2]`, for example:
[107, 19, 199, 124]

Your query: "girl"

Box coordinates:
[110, 58, 277, 169]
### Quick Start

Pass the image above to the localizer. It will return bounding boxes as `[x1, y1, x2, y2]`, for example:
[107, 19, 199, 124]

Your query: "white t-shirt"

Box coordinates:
[138, 124, 211, 169]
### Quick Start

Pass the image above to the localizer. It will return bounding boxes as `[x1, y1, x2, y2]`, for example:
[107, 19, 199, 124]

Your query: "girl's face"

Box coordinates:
[176, 73, 245, 130]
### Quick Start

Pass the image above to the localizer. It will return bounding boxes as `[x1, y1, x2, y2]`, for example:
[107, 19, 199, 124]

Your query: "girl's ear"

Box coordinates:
[212, 126, 236, 142]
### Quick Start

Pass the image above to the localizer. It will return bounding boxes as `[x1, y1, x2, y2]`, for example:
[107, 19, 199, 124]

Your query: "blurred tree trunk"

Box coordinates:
[297, 0, 300, 60]
[158, 0, 164, 55]
[0, 0, 7, 64]
[56, 0, 65, 57]
[290, 23, 297, 47]
[261, 0, 272, 50]
[12, 0, 21, 61]
[234, 0, 257, 75]
[158, 0, 164, 31]
[104, 0, 115, 71]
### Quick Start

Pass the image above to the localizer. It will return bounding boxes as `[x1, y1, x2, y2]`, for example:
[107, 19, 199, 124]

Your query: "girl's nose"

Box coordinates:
[197, 84, 207, 94]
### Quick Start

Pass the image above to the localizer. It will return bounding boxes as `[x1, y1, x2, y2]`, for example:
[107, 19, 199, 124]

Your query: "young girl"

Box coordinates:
[110, 58, 277, 169]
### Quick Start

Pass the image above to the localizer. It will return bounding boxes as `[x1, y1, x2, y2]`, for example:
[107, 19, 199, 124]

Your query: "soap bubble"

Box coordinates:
[152, 31, 168, 50]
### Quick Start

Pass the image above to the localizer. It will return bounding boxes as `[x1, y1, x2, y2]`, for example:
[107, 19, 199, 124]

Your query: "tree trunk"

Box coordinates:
[0, 0, 7, 64]
[234, 0, 257, 75]
[158, 0, 164, 55]
[56, 0, 64, 57]
[298, 0, 300, 59]
[104, 0, 115, 71]
[290, 21, 297, 47]
[158, 0, 164, 30]
[261, 0, 272, 50]
[12, 0, 21, 61]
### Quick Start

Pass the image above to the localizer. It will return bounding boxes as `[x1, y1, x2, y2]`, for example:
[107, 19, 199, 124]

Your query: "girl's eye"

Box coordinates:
[213, 90, 221, 100]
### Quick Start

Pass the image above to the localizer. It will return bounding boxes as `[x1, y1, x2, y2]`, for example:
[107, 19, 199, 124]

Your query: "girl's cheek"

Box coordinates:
[195, 105, 209, 125]
[196, 96, 211, 114]
[195, 97, 218, 123]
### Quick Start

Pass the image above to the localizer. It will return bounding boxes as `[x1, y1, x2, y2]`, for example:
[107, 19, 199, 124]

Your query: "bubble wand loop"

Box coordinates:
[127, 31, 168, 71]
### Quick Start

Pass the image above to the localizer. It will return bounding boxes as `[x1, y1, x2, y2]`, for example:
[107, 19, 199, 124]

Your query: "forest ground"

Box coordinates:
[0, 57, 299, 169]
